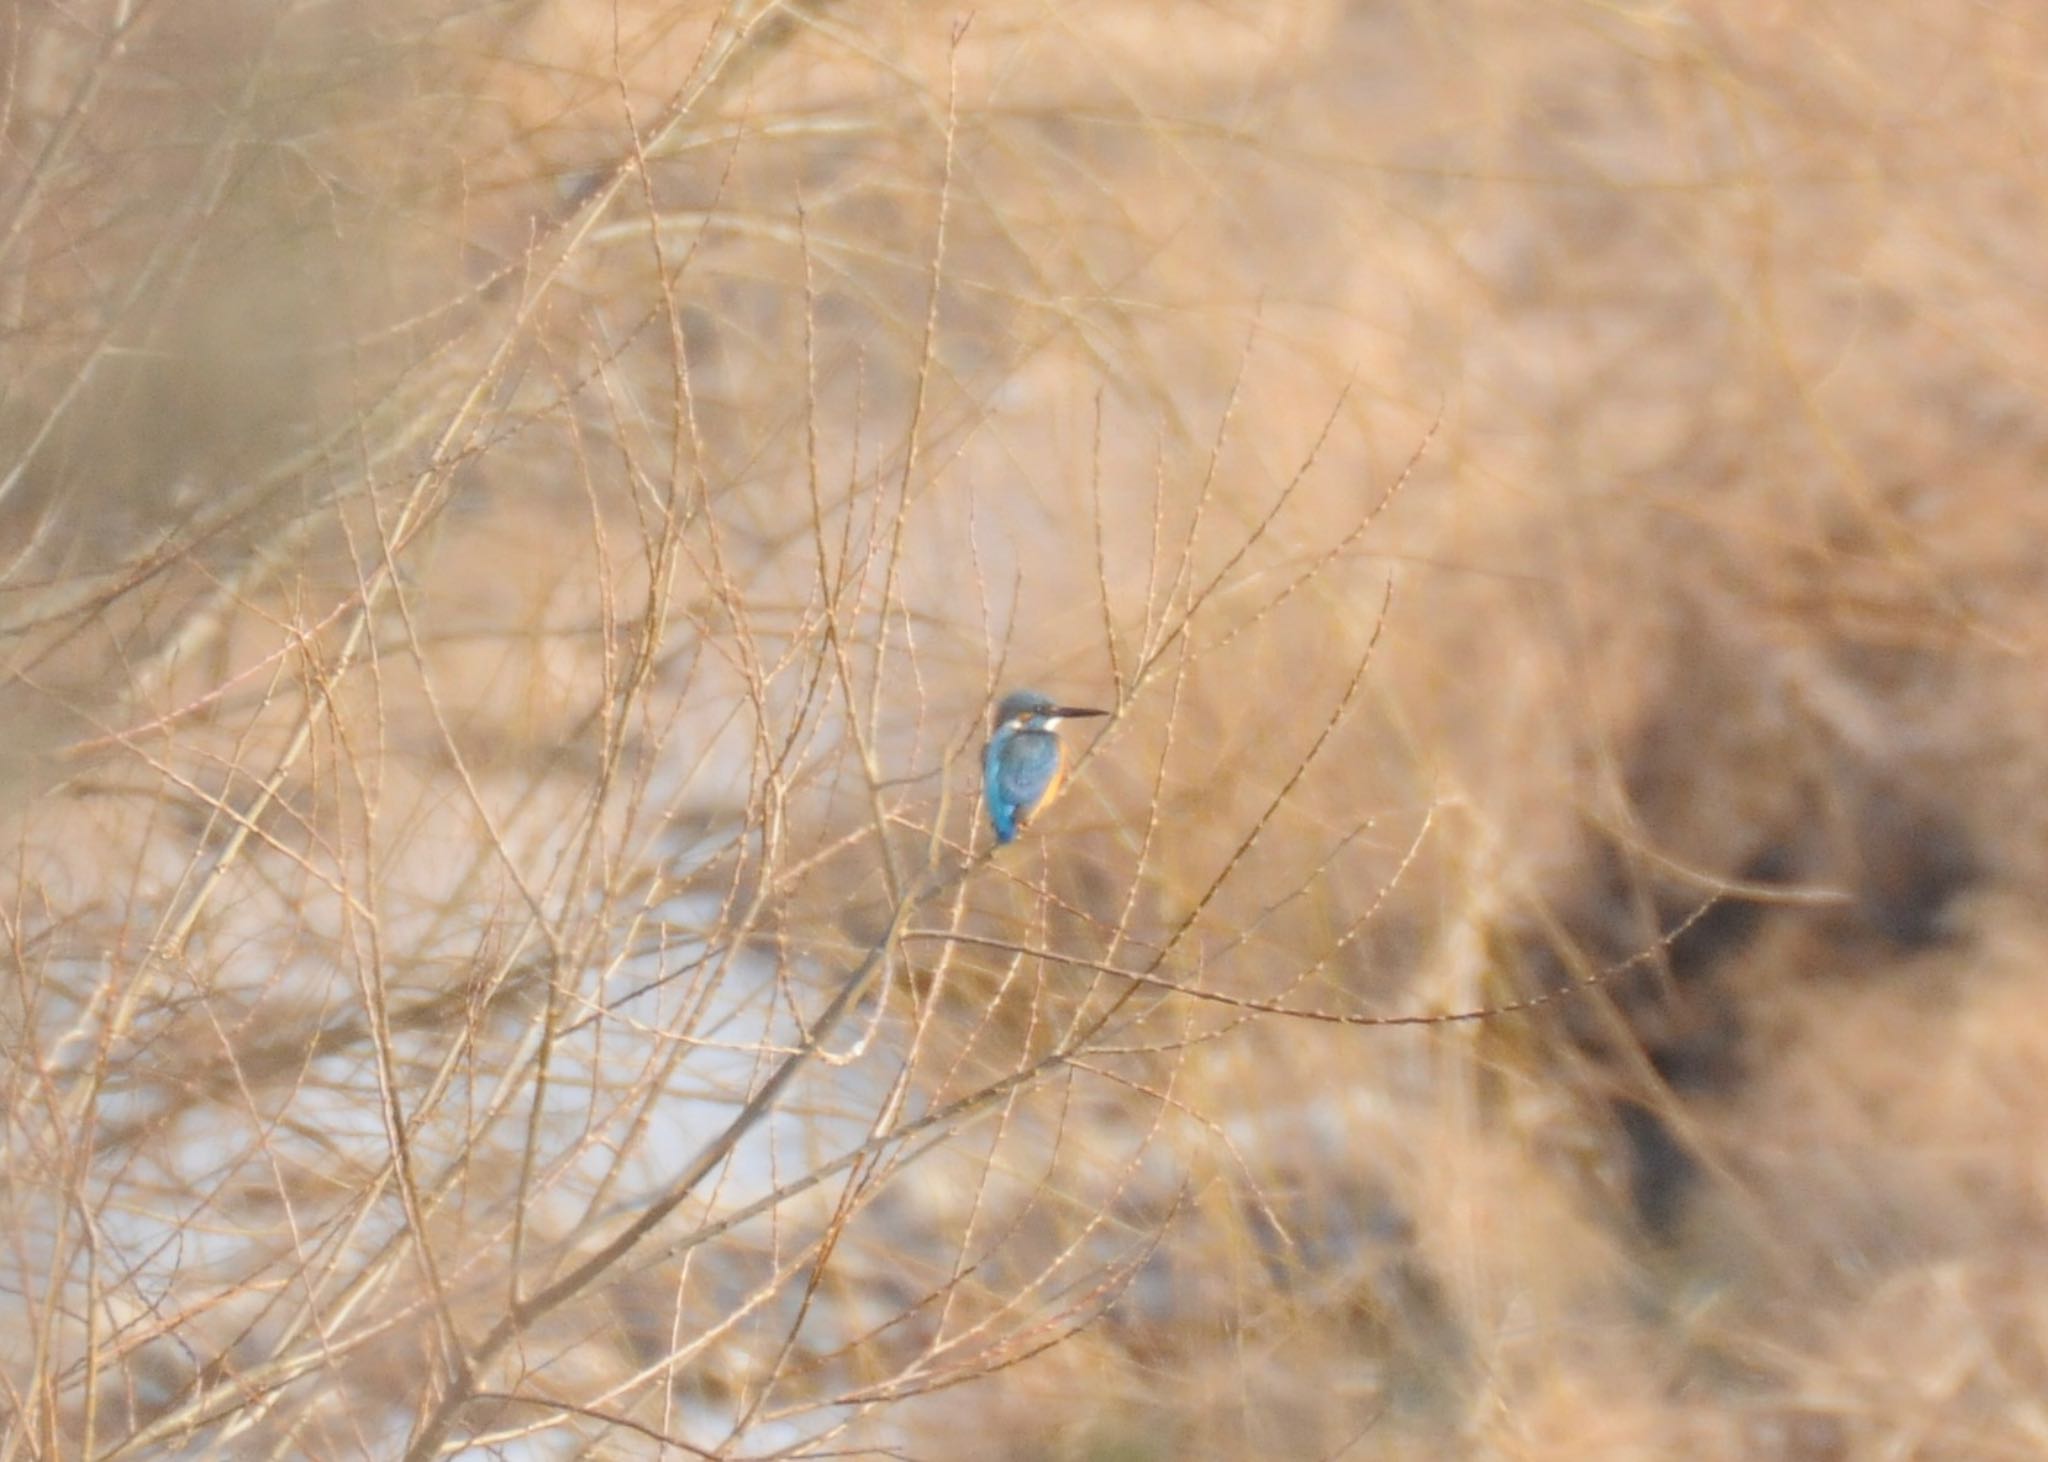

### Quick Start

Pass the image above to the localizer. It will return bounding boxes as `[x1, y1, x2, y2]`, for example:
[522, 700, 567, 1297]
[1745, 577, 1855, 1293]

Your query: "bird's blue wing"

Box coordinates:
[985, 729, 1064, 843]
[996, 731, 1063, 823]
[982, 734, 1016, 841]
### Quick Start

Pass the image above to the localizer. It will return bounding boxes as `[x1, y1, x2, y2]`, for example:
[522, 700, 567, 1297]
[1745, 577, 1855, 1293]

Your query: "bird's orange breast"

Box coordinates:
[1016, 748, 1067, 829]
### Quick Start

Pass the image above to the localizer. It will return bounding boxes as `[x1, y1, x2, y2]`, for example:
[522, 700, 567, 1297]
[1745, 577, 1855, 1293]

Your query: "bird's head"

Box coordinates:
[992, 689, 1108, 733]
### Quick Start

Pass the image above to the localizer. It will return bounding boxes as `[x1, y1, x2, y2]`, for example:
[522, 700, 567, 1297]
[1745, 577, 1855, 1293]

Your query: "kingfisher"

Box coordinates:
[982, 689, 1109, 844]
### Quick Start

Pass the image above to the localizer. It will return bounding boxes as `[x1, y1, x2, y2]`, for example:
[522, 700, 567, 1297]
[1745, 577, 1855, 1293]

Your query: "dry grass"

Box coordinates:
[4, 1, 2048, 1457]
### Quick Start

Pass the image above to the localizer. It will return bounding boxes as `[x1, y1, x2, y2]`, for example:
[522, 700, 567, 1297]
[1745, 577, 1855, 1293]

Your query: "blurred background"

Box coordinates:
[5, 1, 2047, 1456]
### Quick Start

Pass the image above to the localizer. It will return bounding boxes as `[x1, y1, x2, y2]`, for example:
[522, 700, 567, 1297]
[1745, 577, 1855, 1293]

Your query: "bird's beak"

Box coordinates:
[1053, 706, 1109, 720]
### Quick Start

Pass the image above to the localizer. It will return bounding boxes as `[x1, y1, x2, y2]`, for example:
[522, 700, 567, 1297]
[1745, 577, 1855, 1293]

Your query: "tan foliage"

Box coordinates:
[3, 1, 2046, 1457]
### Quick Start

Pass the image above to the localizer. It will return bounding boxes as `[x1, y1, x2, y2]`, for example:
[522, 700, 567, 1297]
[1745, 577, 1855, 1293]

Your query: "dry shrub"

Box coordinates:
[3, 1, 2047, 1458]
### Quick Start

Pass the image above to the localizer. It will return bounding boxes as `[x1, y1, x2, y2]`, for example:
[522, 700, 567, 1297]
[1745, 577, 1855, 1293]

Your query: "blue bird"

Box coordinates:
[983, 689, 1109, 844]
